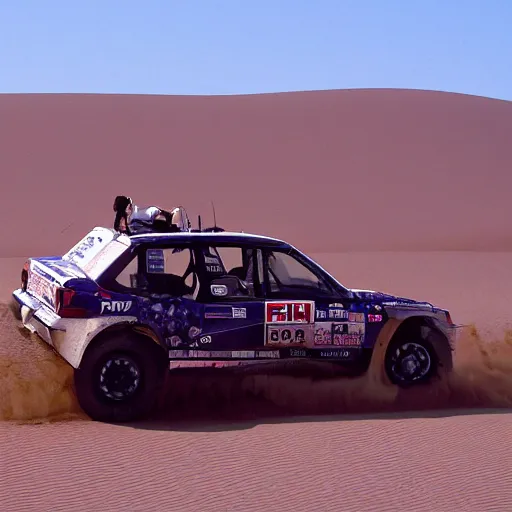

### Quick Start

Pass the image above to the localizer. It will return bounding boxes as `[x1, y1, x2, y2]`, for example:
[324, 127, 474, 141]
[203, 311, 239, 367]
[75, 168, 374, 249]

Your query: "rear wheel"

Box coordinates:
[74, 332, 167, 423]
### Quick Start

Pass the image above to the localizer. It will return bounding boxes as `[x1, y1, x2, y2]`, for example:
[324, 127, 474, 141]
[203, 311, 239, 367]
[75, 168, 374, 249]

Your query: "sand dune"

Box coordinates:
[1, 89, 512, 257]
[1, 89, 511, 511]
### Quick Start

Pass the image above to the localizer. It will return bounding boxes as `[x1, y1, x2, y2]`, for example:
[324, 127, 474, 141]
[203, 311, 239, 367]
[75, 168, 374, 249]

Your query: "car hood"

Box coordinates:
[349, 288, 438, 310]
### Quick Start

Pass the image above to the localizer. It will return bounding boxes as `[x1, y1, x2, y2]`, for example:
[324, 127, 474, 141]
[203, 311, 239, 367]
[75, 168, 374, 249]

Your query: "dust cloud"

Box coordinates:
[0, 301, 511, 424]
[0, 302, 82, 423]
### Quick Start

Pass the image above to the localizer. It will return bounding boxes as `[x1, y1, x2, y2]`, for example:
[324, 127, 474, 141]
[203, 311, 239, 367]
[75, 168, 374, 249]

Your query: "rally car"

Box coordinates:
[12, 224, 460, 422]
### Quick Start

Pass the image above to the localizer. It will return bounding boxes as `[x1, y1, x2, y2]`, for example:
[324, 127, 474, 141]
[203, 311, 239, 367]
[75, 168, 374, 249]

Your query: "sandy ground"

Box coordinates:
[1, 252, 512, 511]
[1, 89, 512, 511]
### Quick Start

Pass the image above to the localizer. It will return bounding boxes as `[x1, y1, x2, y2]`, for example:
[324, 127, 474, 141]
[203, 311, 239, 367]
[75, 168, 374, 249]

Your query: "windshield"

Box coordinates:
[266, 250, 335, 294]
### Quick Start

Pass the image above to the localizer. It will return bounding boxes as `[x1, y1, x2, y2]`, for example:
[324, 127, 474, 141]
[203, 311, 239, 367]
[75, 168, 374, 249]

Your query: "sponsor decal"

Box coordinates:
[314, 321, 364, 347]
[204, 306, 246, 319]
[44, 261, 85, 279]
[200, 335, 212, 344]
[333, 334, 362, 347]
[205, 256, 220, 265]
[232, 351, 255, 358]
[368, 314, 383, 322]
[232, 307, 247, 319]
[319, 350, 351, 359]
[169, 350, 188, 358]
[169, 360, 256, 369]
[314, 324, 332, 345]
[211, 284, 228, 297]
[188, 350, 211, 358]
[31, 264, 57, 282]
[266, 325, 313, 346]
[256, 350, 280, 359]
[171, 350, 280, 360]
[204, 255, 223, 273]
[146, 249, 165, 273]
[382, 301, 432, 309]
[346, 323, 365, 335]
[329, 309, 349, 319]
[209, 351, 234, 358]
[66, 236, 98, 261]
[100, 300, 133, 314]
[204, 306, 233, 319]
[27, 272, 58, 307]
[265, 301, 314, 324]
[206, 264, 223, 273]
[290, 348, 307, 357]
[180, 350, 234, 358]
[348, 312, 365, 323]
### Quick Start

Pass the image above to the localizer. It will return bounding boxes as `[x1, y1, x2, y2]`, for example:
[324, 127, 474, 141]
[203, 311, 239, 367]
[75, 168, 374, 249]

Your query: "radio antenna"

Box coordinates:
[211, 201, 217, 229]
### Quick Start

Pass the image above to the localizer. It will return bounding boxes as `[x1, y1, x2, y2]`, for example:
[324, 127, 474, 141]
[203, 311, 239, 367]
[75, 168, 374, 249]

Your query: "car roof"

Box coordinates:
[128, 230, 291, 249]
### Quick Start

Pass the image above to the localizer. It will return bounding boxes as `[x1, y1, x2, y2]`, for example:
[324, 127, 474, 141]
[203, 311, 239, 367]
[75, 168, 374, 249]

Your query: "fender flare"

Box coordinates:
[53, 317, 165, 369]
[83, 322, 165, 361]
[367, 314, 453, 385]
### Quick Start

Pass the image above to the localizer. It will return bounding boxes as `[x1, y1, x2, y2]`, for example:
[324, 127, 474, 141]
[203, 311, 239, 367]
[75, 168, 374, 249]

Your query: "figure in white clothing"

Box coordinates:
[113, 195, 189, 235]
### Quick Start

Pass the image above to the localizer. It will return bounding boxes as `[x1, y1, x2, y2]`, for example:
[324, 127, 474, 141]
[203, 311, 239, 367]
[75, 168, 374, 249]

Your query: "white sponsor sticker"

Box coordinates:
[211, 285, 228, 296]
[100, 300, 133, 314]
[232, 307, 247, 319]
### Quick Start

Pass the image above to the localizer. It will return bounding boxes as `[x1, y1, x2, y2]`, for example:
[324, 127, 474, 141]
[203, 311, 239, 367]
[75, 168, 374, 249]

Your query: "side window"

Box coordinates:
[215, 247, 245, 277]
[113, 246, 198, 297]
[202, 245, 263, 300]
[115, 254, 138, 288]
[265, 250, 333, 295]
[163, 248, 193, 284]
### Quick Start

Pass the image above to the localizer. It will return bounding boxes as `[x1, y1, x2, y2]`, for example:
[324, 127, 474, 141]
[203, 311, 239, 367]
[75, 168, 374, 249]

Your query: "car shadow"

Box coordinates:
[108, 363, 512, 433]
[128, 407, 511, 434]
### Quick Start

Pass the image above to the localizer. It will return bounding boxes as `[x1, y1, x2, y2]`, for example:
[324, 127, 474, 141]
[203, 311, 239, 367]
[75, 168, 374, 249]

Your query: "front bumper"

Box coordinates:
[447, 322, 465, 349]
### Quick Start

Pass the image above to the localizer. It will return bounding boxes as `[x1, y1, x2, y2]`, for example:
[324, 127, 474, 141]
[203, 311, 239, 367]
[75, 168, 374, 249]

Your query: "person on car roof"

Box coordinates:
[113, 195, 182, 235]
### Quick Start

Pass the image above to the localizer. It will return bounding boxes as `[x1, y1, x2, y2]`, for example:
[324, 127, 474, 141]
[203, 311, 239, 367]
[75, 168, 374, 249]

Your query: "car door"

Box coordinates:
[259, 248, 367, 360]
[100, 241, 205, 350]
[191, 243, 269, 356]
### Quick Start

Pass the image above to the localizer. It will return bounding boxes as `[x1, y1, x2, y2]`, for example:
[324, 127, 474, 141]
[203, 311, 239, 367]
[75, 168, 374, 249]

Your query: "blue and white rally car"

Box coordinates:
[12, 218, 460, 422]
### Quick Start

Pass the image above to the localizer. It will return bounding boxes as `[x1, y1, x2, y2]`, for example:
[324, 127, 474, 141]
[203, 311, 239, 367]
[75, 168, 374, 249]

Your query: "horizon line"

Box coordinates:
[0, 87, 510, 104]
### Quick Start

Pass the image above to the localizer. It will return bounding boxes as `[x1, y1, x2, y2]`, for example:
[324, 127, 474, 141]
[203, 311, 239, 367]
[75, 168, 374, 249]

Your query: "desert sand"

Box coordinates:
[1, 89, 511, 511]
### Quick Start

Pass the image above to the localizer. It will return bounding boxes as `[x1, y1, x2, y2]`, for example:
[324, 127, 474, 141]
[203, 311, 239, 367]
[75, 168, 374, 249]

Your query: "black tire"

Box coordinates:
[384, 328, 450, 387]
[74, 331, 167, 423]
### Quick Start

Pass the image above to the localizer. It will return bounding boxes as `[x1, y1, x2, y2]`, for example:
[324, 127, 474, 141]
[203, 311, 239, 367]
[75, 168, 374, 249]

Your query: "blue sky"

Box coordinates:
[1, 0, 510, 100]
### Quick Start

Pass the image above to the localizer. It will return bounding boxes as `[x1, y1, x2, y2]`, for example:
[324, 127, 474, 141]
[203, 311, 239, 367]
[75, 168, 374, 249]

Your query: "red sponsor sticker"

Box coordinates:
[266, 301, 312, 323]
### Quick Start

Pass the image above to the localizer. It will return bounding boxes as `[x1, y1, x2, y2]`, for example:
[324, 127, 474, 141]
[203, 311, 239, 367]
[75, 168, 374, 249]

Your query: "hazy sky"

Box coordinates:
[1, 0, 510, 100]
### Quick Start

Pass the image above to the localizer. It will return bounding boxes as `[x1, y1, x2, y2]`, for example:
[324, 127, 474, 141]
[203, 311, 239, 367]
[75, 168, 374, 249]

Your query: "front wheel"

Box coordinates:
[74, 332, 167, 423]
[384, 334, 441, 387]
